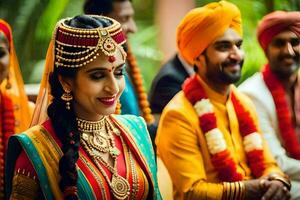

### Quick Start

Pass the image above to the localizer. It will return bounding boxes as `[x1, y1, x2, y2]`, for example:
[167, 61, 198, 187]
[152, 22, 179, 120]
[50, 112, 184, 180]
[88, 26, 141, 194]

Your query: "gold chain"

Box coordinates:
[78, 117, 130, 199]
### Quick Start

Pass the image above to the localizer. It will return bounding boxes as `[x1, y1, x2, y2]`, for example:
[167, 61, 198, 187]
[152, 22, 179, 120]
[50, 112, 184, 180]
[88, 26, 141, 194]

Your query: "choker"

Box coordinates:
[77, 116, 106, 133]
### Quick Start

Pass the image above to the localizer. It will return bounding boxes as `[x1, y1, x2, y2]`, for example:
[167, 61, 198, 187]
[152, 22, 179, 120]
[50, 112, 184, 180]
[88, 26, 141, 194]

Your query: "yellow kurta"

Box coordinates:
[155, 77, 282, 200]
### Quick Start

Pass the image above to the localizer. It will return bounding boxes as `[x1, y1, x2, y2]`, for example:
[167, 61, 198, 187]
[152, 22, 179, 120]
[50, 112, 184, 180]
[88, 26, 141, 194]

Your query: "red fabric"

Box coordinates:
[257, 11, 300, 52]
[0, 21, 11, 43]
[199, 113, 217, 133]
[262, 64, 300, 159]
[77, 152, 110, 199]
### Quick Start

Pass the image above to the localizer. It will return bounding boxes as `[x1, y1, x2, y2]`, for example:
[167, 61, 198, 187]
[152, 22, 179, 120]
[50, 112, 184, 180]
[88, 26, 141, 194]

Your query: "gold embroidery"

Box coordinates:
[10, 170, 39, 200]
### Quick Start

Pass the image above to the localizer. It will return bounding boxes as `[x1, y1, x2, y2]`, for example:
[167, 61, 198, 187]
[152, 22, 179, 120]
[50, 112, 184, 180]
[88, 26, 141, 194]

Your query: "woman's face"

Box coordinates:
[0, 34, 9, 84]
[65, 49, 126, 121]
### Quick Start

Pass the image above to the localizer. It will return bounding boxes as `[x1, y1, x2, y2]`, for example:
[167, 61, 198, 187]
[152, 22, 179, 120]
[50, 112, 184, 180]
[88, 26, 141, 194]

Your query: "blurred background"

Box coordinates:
[0, 0, 299, 92]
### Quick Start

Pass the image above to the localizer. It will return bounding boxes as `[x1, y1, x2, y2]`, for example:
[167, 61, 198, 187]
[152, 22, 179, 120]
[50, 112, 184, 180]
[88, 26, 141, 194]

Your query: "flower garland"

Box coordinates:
[182, 75, 265, 181]
[126, 44, 154, 124]
[262, 64, 300, 159]
[0, 91, 15, 198]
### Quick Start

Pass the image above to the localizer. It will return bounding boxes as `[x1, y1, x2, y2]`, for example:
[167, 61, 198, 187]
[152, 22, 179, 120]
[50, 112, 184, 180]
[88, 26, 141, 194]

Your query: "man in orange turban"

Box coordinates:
[239, 11, 300, 199]
[156, 1, 291, 200]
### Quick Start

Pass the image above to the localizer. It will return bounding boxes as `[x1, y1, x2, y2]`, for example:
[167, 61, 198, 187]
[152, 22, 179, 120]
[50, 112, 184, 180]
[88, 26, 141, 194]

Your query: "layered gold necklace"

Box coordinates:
[77, 116, 130, 199]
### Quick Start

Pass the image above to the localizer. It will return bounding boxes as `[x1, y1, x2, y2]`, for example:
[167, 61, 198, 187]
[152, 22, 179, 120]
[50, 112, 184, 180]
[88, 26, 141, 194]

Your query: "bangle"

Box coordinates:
[268, 174, 291, 191]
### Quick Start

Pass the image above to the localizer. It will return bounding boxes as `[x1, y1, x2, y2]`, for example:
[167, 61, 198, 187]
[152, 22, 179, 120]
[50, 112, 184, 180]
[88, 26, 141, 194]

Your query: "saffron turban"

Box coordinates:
[176, 1, 242, 65]
[257, 11, 300, 52]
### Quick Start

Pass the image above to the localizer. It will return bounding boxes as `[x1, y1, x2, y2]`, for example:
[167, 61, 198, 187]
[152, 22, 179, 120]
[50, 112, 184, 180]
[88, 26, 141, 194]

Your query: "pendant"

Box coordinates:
[111, 175, 130, 200]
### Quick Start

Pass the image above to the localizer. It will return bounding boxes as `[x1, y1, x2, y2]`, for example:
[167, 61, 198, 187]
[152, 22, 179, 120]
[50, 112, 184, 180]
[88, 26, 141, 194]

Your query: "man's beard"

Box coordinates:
[218, 59, 243, 84]
[271, 52, 300, 79]
[206, 57, 243, 85]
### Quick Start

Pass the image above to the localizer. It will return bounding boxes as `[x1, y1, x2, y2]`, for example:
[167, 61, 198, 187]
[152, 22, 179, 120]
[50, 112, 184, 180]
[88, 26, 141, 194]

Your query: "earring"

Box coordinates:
[115, 100, 121, 114]
[61, 89, 73, 110]
[5, 74, 11, 89]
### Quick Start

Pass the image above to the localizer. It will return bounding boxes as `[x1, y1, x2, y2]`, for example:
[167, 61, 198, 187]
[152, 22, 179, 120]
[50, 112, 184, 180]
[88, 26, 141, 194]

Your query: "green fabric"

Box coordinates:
[5, 134, 55, 200]
[115, 114, 162, 200]
[5, 133, 95, 200]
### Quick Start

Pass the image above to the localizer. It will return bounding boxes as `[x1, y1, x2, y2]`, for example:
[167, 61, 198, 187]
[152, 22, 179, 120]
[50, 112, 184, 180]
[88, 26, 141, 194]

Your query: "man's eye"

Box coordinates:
[0, 49, 7, 58]
[272, 39, 286, 47]
[216, 43, 231, 51]
[291, 38, 300, 47]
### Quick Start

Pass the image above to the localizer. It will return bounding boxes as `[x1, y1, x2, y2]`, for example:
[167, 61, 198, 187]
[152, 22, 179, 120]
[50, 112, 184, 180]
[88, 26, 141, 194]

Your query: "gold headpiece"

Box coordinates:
[54, 15, 127, 68]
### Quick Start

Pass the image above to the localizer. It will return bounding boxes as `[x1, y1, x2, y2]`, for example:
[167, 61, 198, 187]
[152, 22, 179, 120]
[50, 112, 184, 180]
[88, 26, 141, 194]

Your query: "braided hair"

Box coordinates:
[47, 15, 113, 200]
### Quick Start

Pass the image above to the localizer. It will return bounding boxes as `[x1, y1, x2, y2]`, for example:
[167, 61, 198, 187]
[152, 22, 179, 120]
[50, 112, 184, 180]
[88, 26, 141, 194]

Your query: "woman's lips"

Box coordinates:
[98, 97, 116, 106]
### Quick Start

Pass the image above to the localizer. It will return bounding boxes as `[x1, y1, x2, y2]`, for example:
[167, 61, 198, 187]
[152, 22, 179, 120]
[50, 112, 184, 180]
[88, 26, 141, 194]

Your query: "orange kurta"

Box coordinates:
[156, 76, 282, 200]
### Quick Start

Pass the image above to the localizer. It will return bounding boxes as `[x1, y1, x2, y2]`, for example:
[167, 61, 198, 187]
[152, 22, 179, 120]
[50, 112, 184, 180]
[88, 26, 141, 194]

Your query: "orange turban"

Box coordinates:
[257, 11, 300, 52]
[176, 1, 242, 65]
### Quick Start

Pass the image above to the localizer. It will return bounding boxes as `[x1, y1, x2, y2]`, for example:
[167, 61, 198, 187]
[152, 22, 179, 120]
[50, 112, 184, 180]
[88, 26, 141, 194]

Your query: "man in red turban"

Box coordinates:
[156, 2, 291, 199]
[240, 10, 300, 199]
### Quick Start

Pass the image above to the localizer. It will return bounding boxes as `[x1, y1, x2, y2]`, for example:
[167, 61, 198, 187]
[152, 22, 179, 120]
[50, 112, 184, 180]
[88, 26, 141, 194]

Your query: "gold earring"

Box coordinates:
[61, 89, 73, 110]
[115, 100, 121, 114]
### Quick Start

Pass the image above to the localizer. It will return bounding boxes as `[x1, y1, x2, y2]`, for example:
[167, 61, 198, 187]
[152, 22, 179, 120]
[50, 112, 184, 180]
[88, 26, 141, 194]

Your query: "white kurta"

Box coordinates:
[239, 72, 300, 199]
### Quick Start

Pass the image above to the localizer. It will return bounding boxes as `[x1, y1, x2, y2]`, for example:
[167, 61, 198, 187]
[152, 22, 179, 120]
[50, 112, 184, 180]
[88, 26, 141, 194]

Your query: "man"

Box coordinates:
[149, 53, 193, 119]
[84, 0, 155, 126]
[239, 11, 300, 199]
[156, 1, 291, 200]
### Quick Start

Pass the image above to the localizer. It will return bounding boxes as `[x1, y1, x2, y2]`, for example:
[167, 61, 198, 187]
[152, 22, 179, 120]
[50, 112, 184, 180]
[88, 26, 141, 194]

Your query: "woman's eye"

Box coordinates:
[90, 72, 104, 80]
[115, 68, 125, 76]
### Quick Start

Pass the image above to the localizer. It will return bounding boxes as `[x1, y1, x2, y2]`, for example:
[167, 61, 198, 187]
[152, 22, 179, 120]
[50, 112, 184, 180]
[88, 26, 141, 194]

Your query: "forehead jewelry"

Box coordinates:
[54, 15, 127, 68]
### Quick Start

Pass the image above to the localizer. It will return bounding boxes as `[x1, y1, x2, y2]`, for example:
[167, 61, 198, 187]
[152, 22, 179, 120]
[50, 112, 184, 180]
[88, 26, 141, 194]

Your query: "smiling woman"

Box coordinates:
[5, 15, 161, 200]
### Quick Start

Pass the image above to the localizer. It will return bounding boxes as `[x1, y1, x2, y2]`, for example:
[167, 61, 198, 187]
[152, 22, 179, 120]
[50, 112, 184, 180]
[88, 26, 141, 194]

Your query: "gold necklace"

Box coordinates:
[77, 116, 110, 153]
[78, 116, 130, 199]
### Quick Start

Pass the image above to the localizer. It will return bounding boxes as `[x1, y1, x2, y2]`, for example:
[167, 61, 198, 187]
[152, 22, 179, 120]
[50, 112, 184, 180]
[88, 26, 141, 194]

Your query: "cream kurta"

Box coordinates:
[156, 76, 282, 200]
[239, 72, 300, 199]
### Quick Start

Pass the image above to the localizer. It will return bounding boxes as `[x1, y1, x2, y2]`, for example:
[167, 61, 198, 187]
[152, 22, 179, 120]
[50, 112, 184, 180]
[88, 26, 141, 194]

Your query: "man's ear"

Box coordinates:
[194, 54, 206, 71]
[58, 74, 73, 91]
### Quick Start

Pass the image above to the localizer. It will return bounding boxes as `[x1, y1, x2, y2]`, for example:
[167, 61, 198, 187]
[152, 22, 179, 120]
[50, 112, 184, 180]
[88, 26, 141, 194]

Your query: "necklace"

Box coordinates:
[78, 116, 130, 199]
[183, 75, 265, 181]
[262, 64, 300, 159]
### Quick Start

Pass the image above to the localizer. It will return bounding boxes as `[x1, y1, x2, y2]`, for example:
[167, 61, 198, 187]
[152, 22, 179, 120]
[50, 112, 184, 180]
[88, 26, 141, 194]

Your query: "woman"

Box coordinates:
[5, 15, 161, 200]
[0, 19, 33, 198]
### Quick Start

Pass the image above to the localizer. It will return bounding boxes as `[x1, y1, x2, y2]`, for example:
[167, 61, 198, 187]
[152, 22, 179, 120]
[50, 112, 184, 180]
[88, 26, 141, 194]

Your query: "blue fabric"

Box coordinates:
[120, 73, 140, 115]
[5, 133, 95, 200]
[115, 115, 162, 200]
[5, 134, 55, 200]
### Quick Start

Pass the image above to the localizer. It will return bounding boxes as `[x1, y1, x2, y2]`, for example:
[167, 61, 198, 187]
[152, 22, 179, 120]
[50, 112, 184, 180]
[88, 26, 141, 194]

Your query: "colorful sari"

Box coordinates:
[0, 19, 34, 199]
[5, 114, 161, 200]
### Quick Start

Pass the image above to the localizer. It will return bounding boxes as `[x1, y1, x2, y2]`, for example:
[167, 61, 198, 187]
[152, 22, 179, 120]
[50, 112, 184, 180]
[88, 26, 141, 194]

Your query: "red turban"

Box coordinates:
[176, 1, 242, 65]
[0, 19, 12, 43]
[257, 11, 300, 52]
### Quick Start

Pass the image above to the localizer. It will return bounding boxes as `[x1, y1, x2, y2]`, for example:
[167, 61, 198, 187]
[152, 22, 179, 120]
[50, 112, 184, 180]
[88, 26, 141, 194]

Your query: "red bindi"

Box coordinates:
[108, 56, 116, 63]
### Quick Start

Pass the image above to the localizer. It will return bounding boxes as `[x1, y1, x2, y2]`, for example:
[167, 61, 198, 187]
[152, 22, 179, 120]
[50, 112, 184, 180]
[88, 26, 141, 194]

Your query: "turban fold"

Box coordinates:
[176, 1, 242, 65]
[257, 11, 300, 52]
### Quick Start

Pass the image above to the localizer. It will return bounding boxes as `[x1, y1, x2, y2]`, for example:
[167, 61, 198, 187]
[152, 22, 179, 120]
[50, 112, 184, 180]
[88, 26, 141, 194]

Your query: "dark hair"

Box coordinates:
[83, 0, 131, 15]
[47, 15, 113, 200]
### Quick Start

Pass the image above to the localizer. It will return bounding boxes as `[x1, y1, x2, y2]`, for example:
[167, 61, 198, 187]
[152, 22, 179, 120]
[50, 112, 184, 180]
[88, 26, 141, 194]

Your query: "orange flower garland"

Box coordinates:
[183, 75, 265, 181]
[126, 44, 154, 124]
[262, 64, 300, 159]
[0, 91, 15, 198]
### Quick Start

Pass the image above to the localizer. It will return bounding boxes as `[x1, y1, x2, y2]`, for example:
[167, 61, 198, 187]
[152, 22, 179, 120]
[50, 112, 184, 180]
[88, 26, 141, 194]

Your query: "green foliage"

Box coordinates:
[0, 0, 299, 88]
